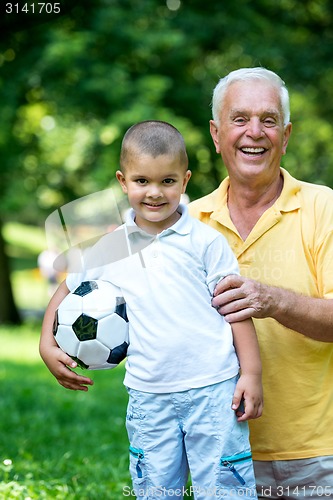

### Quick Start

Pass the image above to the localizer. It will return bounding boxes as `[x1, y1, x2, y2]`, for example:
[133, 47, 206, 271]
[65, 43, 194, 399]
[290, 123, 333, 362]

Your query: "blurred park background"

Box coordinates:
[1, 0, 333, 497]
[2, 0, 333, 323]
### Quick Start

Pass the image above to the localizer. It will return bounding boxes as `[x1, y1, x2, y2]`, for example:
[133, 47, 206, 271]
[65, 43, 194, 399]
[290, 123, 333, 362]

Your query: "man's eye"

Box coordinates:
[234, 117, 246, 125]
[263, 119, 276, 127]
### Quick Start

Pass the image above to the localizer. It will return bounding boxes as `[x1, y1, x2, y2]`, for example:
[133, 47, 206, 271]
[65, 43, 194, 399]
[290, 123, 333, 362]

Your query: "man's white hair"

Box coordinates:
[211, 67, 290, 127]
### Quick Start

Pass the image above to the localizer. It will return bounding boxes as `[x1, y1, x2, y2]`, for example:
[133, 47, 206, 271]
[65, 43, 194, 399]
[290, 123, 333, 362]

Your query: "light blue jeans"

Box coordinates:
[125, 377, 257, 499]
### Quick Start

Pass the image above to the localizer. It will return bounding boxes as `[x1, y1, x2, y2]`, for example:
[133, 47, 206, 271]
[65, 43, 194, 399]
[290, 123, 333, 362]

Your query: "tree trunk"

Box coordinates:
[0, 219, 21, 324]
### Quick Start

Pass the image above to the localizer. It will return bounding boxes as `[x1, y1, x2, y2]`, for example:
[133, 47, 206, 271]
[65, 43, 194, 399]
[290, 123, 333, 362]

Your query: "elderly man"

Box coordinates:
[189, 67, 333, 499]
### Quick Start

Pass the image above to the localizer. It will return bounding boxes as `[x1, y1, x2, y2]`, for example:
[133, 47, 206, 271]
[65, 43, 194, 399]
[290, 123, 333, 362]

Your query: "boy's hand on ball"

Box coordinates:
[44, 345, 94, 392]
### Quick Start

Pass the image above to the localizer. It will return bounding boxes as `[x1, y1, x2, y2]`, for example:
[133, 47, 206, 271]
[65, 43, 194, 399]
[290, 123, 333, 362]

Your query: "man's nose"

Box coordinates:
[246, 118, 264, 139]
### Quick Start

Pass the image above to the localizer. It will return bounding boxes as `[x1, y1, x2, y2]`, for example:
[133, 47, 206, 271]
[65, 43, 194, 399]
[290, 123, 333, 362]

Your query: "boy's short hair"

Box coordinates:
[120, 120, 188, 170]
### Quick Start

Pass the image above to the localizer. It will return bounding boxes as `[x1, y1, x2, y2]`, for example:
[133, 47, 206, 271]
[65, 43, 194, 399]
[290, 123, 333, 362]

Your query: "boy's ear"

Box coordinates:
[182, 169, 192, 193]
[116, 170, 128, 193]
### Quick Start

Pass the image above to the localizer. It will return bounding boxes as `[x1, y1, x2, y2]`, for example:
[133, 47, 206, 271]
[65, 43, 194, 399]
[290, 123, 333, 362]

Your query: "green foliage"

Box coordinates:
[4, 223, 46, 257]
[1, 0, 333, 322]
[2, 0, 333, 226]
[3, 223, 50, 312]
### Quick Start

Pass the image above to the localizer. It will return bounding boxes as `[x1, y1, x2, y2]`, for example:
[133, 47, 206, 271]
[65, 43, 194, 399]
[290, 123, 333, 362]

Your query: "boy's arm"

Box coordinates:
[231, 318, 263, 421]
[39, 280, 94, 391]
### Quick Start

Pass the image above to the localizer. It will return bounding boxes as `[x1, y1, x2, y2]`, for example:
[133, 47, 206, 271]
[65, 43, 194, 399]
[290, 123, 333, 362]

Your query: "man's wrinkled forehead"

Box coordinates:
[222, 80, 283, 116]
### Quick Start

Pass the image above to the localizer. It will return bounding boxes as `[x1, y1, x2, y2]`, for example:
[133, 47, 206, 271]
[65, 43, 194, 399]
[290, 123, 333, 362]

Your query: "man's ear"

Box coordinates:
[209, 120, 221, 154]
[282, 122, 292, 156]
[116, 170, 128, 193]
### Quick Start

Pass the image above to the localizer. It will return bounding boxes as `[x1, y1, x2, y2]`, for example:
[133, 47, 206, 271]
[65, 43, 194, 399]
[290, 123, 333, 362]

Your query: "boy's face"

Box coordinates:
[116, 153, 191, 234]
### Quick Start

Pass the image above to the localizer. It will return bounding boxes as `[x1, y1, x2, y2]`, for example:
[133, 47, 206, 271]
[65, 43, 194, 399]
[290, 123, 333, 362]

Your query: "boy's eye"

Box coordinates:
[163, 178, 175, 184]
[135, 179, 148, 185]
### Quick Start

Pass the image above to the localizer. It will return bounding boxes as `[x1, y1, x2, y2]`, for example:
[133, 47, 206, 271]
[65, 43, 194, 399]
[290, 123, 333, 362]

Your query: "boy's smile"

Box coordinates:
[116, 153, 191, 234]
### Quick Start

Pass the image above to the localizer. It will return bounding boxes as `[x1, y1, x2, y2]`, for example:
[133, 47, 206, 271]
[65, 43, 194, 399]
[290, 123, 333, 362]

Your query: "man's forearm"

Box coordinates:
[269, 286, 333, 342]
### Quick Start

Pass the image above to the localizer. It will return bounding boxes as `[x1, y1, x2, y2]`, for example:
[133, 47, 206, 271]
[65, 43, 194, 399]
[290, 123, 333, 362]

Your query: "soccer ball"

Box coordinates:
[53, 280, 129, 370]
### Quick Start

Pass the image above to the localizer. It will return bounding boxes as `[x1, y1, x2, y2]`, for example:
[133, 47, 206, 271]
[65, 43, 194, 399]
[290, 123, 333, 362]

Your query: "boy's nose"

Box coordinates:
[147, 185, 162, 198]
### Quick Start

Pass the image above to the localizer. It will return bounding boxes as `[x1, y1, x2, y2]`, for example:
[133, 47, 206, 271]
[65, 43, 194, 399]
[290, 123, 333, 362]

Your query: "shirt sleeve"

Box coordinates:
[204, 233, 239, 295]
[66, 271, 85, 292]
[317, 230, 333, 299]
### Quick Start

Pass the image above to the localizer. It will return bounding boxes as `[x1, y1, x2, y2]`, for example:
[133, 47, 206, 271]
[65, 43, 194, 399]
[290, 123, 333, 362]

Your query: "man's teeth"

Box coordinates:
[241, 147, 265, 154]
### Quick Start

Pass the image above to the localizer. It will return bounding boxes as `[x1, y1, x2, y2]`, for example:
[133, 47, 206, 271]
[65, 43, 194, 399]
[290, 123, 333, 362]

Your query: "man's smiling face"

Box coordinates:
[210, 79, 292, 186]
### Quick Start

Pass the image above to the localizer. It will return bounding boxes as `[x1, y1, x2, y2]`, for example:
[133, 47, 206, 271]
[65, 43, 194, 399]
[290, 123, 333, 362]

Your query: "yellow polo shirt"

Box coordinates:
[189, 168, 333, 460]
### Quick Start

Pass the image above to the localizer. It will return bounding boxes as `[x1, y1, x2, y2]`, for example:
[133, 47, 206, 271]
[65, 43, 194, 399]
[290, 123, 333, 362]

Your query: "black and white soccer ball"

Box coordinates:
[53, 280, 129, 370]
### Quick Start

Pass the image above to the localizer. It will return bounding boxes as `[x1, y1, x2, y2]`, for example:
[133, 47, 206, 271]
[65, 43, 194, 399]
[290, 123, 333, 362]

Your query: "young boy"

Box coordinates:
[40, 120, 263, 499]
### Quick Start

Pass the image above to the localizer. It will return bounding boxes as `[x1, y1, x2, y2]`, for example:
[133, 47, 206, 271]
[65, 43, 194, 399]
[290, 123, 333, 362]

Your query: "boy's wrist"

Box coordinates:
[239, 369, 262, 378]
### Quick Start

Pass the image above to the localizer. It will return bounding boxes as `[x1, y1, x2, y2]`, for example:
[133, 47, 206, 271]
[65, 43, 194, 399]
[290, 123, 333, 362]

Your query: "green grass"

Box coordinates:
[1, 224, 134, 497]
[0, 322, 131, 499]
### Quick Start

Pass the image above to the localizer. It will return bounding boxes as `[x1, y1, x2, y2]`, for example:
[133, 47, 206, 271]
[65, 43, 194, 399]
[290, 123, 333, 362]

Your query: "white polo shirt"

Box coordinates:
[67, 205, 240, 393]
